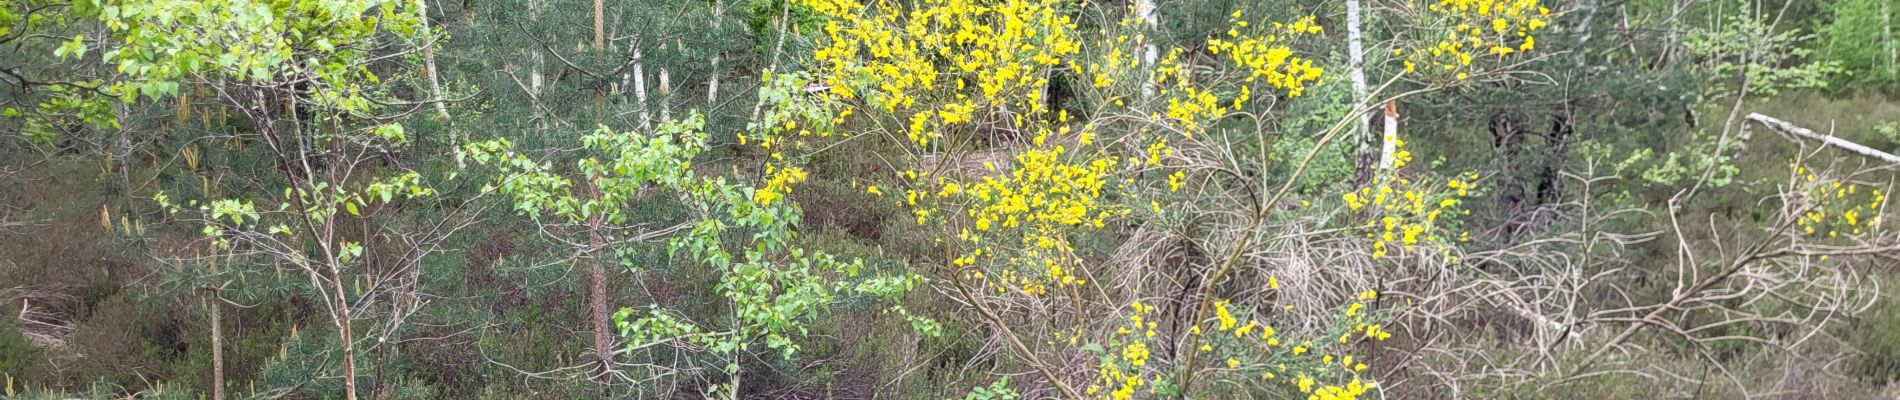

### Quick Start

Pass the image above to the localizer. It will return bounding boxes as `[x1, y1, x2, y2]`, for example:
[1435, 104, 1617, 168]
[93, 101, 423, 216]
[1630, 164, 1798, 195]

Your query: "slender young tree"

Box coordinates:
[461, 107, 906, 397]
[464, 119, 696, 397]
[85, 1, 485, 398]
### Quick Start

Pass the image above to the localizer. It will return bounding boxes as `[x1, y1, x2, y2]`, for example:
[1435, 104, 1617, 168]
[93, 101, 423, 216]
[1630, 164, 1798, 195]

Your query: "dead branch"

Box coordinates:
[1747, 113, 1900, 164]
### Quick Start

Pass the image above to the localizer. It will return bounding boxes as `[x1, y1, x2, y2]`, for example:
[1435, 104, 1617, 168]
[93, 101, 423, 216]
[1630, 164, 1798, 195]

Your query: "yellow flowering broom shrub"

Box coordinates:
[1340, 139, 1481, 261]
[739, 0, 1538, 397]
[1394, 0, 1551, 80]
[1088, 293, 1395, 399]
[1350, 0, 1549, 259]
[1788, 159, 1888, 246]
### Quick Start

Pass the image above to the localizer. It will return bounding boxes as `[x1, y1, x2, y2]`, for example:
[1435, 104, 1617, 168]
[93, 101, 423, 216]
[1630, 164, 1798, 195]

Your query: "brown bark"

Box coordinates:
[587, 199, 611, 399]
[328, 257, 357, 400]
[209, 256, 225, 400]
[211, 300, 224, 400]
[593, 0, 605, 49]
[592, 255, 609, 398]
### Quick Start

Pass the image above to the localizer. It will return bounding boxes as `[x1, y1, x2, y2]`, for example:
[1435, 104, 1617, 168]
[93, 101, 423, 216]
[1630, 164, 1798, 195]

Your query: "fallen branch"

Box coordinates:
[1746, 113, 1900, 164]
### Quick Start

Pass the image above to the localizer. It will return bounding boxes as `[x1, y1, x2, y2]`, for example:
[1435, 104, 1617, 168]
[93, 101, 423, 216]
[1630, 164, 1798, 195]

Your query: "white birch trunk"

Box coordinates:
[708, 0, 723, 104]
[1346, 0, 1384, 168]
[529, 0, 543, 98]
[1137, 0, 1157, 98]
[1885, 1, 1895, 81]
[417, 0, 453, 147]
[633, 46, 651, 130]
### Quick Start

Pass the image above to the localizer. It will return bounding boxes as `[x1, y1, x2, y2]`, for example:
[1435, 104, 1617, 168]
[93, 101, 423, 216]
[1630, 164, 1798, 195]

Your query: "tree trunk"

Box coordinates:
[1886, 1, 1895, 81]
[748, 5, 792, 123]
[256, 87, 360, 400]
[633, 45, 651, 130]
[660, 62, 672, 122]
[588, 211, 612, 400]
[416, 0, 453, 149]
[209, 257, 225, 400]
[1136, 0, 1157, 98]
[1346, 0, 1383, 169]
[1383, 99, 1397, 168]
[329, 265, 358, 400]
[321, 237, 357, 400]
[593, 0, 608, 108]
[708, 0, 723, 104]
[529, 0, 543, 98]
[116, 103, 135, 223]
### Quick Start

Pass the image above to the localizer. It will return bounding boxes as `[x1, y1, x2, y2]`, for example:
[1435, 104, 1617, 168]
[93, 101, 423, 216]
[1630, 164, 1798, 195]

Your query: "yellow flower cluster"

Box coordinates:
[1161, 77, 1227, 134]
[1400, 0, 1548, 79]
[942, 127, 1127, 294]
[1308, 376, 1374, 400]
[1081, 289, 1396, 397]
[1156, 12, 1325, 133]
[805, 0, 1079, 147]
[1123, 341, 1151, 367]
[741, 71, 848, 208]
[1205, 13, 1326, 95]
[1215, 300, 1239, 331]
[1089, 301, 1160, 400]
[797, 0, 1129, 299]
[1078, 15, 1142, 92]
[754, 164, 808, 206]
[1343, 168, 1477, 260]
[1791, 161, 1886, 241]
[1181, 295, 1389, 399]
[963, 145, 1121, 231]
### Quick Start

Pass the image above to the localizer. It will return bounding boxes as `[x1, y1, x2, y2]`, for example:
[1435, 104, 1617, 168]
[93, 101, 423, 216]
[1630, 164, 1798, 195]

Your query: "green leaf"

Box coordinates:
[54, 35, 87, 58]
[73, 0, 100, 16]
